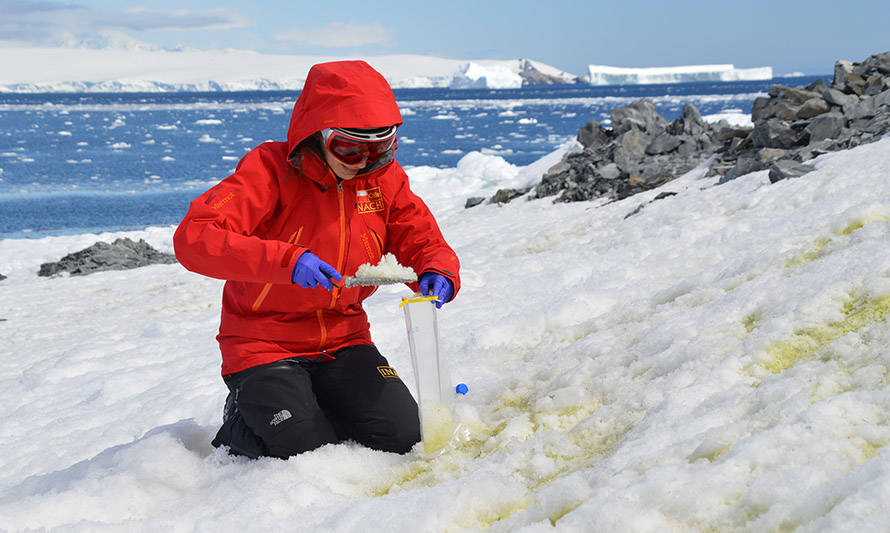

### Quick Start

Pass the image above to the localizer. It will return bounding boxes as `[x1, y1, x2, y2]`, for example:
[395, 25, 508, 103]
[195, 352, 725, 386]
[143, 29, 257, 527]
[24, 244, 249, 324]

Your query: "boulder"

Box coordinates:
[768, 160, 816, 183]
[805, 78, 828, 92]
[749, 119, 798, 149]
[464, 197, 485, 209]
[806, 112, 846, 142]
[0, 273, 6, 281]
[577, 119, 610, 149]
[38, 238, 177, 277]
[645, 132, 683, 155]
[797, 98, 830, 119]
[611, 99, 667, 135]
[681, 103, 707, 136]
[823, 88, 858, 113]
[613, 128, 651, 170]
[488, 187, 531, 205]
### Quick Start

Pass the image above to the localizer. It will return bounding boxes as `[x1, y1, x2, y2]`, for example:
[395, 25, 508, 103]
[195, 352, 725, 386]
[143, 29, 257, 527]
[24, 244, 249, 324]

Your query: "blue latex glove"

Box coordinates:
[292, 251, 342, 290]
[419, 272, 454, 309]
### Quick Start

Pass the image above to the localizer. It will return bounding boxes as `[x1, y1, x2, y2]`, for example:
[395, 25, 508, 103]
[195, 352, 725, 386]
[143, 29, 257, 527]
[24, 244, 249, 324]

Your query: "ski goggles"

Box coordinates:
[321, 126, 397, 166]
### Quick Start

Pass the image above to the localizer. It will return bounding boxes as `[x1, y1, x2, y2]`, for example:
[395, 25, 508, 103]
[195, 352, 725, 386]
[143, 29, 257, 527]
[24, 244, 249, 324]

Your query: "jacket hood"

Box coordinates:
[287, 61, 403, 156]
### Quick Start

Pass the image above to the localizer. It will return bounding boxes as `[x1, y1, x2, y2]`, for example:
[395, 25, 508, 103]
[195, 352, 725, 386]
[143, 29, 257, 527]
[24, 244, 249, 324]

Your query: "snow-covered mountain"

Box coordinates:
[0, 46, 580, 92]
[586, 63, 773, 85]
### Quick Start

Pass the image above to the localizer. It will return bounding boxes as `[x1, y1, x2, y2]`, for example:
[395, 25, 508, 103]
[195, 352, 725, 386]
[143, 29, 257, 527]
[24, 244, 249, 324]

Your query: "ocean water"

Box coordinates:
[0, 77, 820, 238]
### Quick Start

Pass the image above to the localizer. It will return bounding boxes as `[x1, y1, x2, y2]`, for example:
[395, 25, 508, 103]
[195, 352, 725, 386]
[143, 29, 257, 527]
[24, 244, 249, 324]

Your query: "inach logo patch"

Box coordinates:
[356, 187, 384, 214]
[377, 366, 399, 379]
[211, 192, 235, 210]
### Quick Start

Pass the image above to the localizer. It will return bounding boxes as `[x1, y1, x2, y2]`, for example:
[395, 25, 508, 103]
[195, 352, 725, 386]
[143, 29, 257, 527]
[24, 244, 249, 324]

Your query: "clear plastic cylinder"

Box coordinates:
[402, 295, 453, 453]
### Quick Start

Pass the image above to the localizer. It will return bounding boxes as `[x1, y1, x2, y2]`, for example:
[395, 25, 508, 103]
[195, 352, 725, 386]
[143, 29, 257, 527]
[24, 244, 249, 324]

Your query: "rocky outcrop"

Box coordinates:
[711, 51, 890, 183]
[0, 273, 6, 281]
[469, 51, 890, 207]
[529, 100, 741, 202]
[38, 238, 177, 277]
[517, 59, 581, 85]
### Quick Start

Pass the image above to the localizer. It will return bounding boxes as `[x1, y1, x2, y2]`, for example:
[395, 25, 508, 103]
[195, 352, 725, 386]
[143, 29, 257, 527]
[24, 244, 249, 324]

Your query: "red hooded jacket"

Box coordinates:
[173, 61, 460, 375]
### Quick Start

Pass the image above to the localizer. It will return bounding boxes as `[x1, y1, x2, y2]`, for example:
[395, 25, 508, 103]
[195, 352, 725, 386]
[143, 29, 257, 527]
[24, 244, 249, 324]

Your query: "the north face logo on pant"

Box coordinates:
[270, 409, 292, 426]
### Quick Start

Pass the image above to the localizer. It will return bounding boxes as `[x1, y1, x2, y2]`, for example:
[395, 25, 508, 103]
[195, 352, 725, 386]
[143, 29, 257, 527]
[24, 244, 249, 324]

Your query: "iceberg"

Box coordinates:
[586, 63, 773, 86]
[449, 62, 523, 89]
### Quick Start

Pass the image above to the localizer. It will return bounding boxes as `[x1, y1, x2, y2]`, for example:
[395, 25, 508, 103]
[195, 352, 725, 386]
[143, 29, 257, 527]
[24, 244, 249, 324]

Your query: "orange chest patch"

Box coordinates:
[356, 187, 385, 214]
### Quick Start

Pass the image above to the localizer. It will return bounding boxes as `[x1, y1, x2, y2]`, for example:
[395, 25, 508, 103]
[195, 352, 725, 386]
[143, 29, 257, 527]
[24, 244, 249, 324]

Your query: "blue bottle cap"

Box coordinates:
[455, 383, 469, 395]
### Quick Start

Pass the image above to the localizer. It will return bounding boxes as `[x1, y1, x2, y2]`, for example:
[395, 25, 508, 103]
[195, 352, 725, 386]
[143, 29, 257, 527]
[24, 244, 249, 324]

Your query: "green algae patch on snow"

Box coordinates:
[762, 291, 890, 374]
[785, 213, 890, 270]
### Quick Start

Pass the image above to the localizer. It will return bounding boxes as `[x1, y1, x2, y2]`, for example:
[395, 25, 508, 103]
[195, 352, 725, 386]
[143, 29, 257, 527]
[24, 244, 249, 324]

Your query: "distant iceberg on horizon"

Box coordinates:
[586, 63, 773, 85]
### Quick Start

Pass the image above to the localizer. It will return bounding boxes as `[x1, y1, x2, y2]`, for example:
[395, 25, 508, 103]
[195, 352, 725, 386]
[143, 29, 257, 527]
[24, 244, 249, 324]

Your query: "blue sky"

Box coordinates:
[2, 0, 888, 75]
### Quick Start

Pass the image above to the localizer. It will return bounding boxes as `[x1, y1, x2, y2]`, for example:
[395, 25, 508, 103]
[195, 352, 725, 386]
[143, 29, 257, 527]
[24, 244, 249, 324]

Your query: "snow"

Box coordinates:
[587, 64, 773, 86]
[0, 47, 576, 92]
[3, 136, 890, 530]
[353, 253, 417, 282]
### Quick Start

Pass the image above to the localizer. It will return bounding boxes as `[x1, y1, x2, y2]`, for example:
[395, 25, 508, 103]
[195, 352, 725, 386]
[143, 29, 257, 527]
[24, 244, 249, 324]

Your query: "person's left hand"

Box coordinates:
[419, 272, 454, 309]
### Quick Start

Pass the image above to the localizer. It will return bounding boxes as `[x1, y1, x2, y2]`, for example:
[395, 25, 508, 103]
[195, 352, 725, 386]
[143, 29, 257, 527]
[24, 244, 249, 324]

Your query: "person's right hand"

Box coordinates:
[292, 251, 342, 290]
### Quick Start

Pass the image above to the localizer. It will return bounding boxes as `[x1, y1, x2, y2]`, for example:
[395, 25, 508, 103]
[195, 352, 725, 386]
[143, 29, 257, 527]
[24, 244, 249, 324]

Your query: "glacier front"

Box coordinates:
[586, 63, 773, 86]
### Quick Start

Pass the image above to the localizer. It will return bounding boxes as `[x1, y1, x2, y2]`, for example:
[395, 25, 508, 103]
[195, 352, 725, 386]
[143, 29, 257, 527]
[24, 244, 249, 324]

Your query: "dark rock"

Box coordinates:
[751, 97, 773, 122]
[768, 160, 816, 183]
[865, 75, 885, 96]
[823, 88, 858, 113]
[796, 140, 833, 162]
[863, 114, 890, 135]
[756, 148, 789, 163]
[38, 238, 177, 277]
[613, 128, 651, 170]
[0, 273, 6, 281]
[769, 84, 823, 105]
[465, 197, 485, 208]
[653, 191, 678, 201]
[864, 52, 890, 76]
[645, 132, 683, 155]
[850, 97, 878, 120]
[577, 119, 610, 149]
[833, 60, 854, 89]
[797, 98, 830, 119]
[715, 123, 752, 142]
[721, 153, 767, 183]
[522, 52, 888, 202]
[806, 112, 846, 142]
[681, 103, 707, 136]
[750, 119, 798, 149]
[488, 187, 531, 205]
[805, 78, 828, 92]
[611, 99, 666, 135]
[772, 101, 802, 122]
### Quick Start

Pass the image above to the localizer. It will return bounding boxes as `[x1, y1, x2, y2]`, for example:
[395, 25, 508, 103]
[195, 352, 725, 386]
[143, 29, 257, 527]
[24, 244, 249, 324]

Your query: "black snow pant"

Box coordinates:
[211, 344, 421, 459]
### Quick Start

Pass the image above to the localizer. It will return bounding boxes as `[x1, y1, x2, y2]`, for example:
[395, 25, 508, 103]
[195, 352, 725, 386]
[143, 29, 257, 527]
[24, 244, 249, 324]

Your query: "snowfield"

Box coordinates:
[2, 137, 890, 531]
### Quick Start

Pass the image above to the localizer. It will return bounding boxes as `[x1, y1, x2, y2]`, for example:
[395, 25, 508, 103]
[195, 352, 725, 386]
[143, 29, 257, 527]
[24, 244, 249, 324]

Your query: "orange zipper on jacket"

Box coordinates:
[329, 179, 346, 309]
[251, 226, 302, 312]
[316, 309, 327, 350]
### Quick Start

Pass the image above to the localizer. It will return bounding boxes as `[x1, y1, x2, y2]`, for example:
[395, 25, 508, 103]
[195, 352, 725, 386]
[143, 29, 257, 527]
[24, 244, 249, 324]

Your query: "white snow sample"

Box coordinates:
[586, 63, 773, 85]
[450, 62, 523, 89]
[353, 253, 416, 282]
